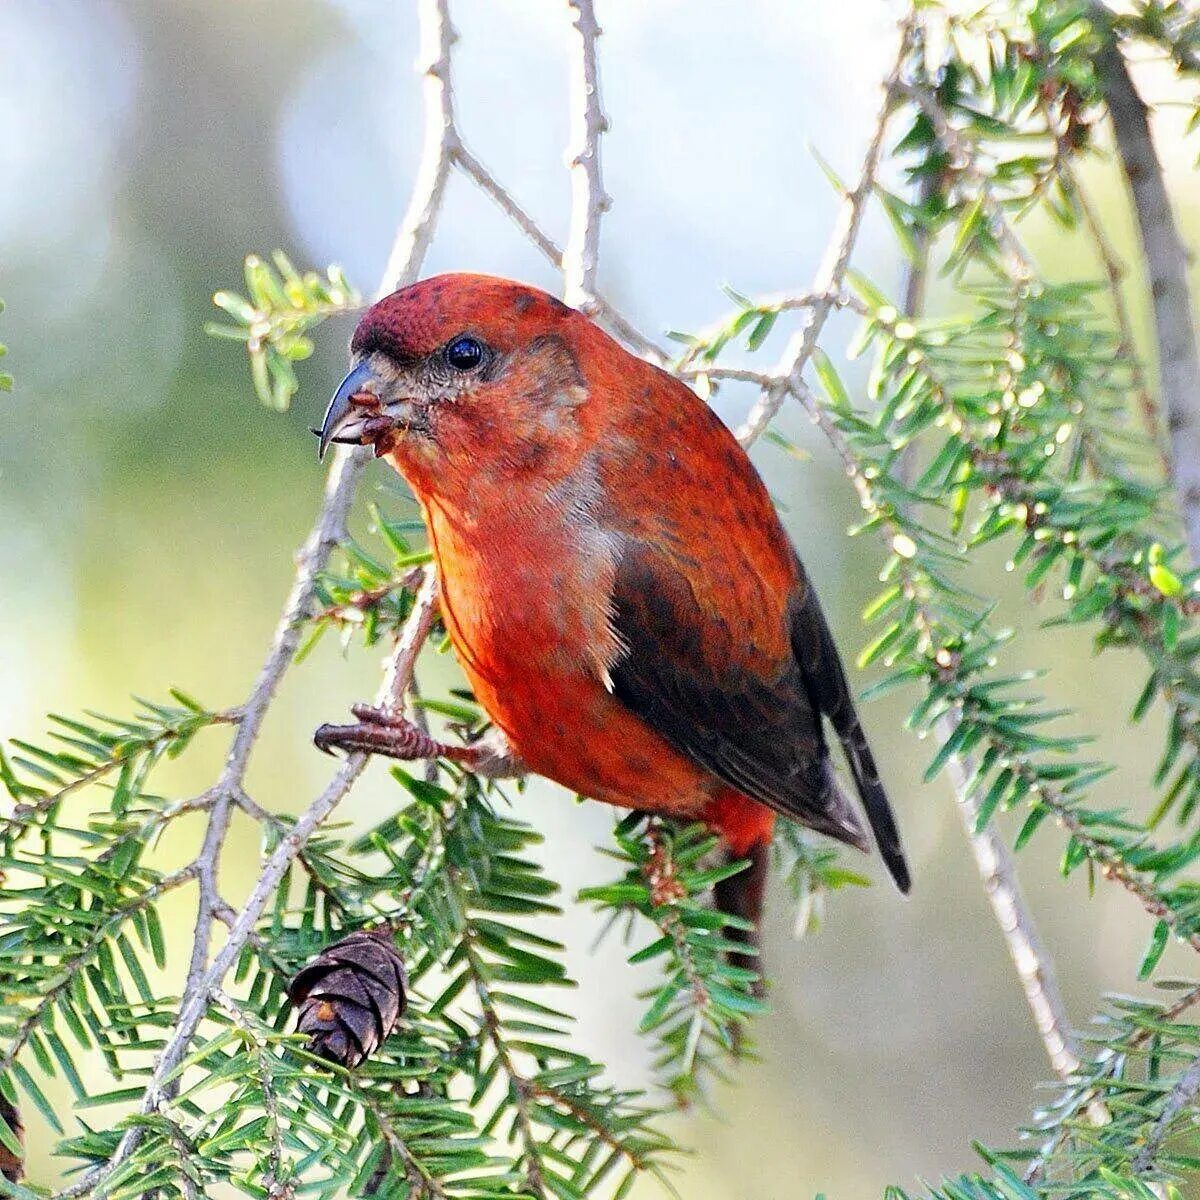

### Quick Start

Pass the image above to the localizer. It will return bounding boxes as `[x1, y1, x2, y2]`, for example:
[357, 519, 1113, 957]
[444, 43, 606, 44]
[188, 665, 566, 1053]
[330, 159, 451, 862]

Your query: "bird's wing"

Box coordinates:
[590, 364, 908, 887]
[607, 536, 869, 850]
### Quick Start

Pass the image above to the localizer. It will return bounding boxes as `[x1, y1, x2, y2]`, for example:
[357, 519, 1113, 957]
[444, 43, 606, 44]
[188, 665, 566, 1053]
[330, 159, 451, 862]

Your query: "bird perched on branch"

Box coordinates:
[315, 273, 909, 966]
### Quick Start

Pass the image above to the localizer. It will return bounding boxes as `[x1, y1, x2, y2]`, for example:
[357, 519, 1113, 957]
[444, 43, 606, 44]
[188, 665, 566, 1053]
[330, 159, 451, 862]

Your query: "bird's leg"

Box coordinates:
[314, 705, 525, 779]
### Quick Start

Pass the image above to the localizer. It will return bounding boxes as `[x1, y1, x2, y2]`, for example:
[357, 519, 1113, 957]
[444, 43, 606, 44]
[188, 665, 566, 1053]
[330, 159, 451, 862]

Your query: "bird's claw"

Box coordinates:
[314, 707, 526, 779]
[349, 703, 394, 726]
[313, 709, 441, 761]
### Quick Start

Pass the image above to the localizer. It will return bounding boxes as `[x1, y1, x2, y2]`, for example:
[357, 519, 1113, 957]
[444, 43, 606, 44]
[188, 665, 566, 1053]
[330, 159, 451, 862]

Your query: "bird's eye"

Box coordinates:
[444, 335, 486, 371]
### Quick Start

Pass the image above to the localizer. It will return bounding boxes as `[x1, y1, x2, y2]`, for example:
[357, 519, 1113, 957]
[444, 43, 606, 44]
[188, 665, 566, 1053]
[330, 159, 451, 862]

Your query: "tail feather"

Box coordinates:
[713, 838, 770, 992]
[839, 722, 910, 894]
[790, 578, 911, 894]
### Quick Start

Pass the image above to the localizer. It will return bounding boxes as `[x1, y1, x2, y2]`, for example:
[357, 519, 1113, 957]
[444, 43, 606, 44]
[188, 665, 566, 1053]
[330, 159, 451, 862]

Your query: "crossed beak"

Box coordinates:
[316, 360, 396, 460]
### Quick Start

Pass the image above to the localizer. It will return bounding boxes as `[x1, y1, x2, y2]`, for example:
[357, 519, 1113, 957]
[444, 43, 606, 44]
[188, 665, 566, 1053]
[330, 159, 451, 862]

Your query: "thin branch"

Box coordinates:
[164, 440, 366, 1109]
[50, 2, 458, 1192]
[687, 365, 779, 391]
[562, 0, 609, 311]
[899, 194, 935, 323]
[212, 898, 272, 961]
[778, 369, 1200, 950]
[1025, 982, 1200, 1183]
[453, 145, 561, 263]
[892, 170, 1080, 1084]
[675, 289, 851, 380]
[1059, 161, 1169, 473]
[380, 568, 440, 710]
[897, 80, 1036, 283]
[379, 0, 460, 300]
[453, 146, 665, 361]
[938, 715, 1080, 1081]
[1133, 1050, 1200, 1173]
[738, 13, 915, 445]
[524, 1079, 652, 1171]
[1091, 19, 1200, 562]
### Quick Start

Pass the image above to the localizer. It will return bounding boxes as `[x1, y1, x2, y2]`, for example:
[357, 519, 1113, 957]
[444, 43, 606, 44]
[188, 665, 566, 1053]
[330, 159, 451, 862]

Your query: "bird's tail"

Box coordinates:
[713, 836, 770, 991]
[836, 720, 910, 894]
[790, 578, 911, 894]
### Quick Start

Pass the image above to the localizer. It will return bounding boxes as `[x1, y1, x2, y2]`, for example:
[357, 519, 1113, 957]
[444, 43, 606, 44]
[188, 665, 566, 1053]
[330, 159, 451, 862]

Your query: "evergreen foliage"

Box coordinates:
[4, 1, 1200, 1197]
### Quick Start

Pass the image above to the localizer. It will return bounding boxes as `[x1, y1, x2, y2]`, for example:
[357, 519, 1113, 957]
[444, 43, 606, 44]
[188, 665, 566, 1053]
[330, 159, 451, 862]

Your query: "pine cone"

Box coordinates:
[288, 928, 408, 1068]
[0, 1092, 22, 1183]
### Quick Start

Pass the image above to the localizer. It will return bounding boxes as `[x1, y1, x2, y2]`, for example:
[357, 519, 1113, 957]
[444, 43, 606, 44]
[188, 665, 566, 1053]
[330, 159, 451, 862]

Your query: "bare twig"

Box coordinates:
[686, 365, 779, 391]
[379, 0, 459, 299]
[380, 568, 440, 710]
[454, 145, 665, 361]
[738, 13, 914, 445]
[1025, 982, 1200, 1183]
[1133, 1050, 1200, 1173]
[938, 716, 1080, 1080]
[562, 0, 609, 311]
[1091, 22, 1200, 562]
[890, 165, 1081, 1083]
[1052, 155, 1169, 472]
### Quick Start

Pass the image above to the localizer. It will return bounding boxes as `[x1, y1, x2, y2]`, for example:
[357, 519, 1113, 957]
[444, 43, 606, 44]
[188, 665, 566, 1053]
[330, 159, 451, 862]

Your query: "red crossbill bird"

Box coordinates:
[315, 273, 909, 966]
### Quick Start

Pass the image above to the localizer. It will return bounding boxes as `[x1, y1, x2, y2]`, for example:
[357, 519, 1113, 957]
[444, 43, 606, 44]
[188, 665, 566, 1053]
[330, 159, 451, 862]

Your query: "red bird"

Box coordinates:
[316, 273, 909, 964]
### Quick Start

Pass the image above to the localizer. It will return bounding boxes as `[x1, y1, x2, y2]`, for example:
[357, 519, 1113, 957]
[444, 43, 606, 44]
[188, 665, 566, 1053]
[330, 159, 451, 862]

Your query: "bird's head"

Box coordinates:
[318, 273, 602, 497]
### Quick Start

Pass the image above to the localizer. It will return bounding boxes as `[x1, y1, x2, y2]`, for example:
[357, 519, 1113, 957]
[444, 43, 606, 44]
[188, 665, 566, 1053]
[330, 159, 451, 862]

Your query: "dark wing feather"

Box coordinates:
[609, 541, 870, 852]
[790, 573, 911, 892]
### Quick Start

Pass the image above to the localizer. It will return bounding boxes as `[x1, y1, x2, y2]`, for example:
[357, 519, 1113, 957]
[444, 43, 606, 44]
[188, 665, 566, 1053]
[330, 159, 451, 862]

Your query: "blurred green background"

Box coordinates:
[2, 0, 1200, 1194]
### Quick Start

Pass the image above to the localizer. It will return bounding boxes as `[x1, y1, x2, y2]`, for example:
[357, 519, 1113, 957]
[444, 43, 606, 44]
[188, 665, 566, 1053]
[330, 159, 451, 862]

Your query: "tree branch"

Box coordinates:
[938, 716, 1080, 1081]
[48, 0, 458, 1189]
[1059, 161, 1169, 474]
[1132, 1050, 1200, 1173]
[562, 0, 609, 311]
[737, 13, 915, 445]
[892, 173, 1081, 1084]
[1091, 15, 1200, 560]
[453, 145, 665, 361]
[379, 0, 459, 301]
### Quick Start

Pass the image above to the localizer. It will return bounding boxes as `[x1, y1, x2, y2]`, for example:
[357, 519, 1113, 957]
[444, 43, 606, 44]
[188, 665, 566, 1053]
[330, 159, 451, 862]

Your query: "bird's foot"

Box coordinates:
[314, 704, 445, 761]
[314, 704, 525, 779]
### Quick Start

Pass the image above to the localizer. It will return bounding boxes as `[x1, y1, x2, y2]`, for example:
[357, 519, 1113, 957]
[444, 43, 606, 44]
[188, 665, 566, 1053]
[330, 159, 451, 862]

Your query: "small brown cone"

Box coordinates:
[288, 928, 408, 1068]
[0, 1092, 22, 1183]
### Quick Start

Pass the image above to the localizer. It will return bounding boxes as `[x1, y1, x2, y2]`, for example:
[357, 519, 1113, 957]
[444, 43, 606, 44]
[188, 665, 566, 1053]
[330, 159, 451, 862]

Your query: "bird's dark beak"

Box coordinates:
[316, 360, 384, 460]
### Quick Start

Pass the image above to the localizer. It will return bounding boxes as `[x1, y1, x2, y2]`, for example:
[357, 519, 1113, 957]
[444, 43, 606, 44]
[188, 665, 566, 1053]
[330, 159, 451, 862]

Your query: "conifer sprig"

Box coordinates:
[8, 0, 1200, 1196]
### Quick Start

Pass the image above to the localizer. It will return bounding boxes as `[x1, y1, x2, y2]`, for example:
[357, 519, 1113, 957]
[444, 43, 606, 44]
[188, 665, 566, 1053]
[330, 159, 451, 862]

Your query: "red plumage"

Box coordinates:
[318, 273, 909, 965]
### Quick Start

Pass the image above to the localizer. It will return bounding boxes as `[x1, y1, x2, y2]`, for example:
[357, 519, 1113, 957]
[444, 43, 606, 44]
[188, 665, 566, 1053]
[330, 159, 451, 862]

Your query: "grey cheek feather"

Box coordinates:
[369, 350, 482, 409]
